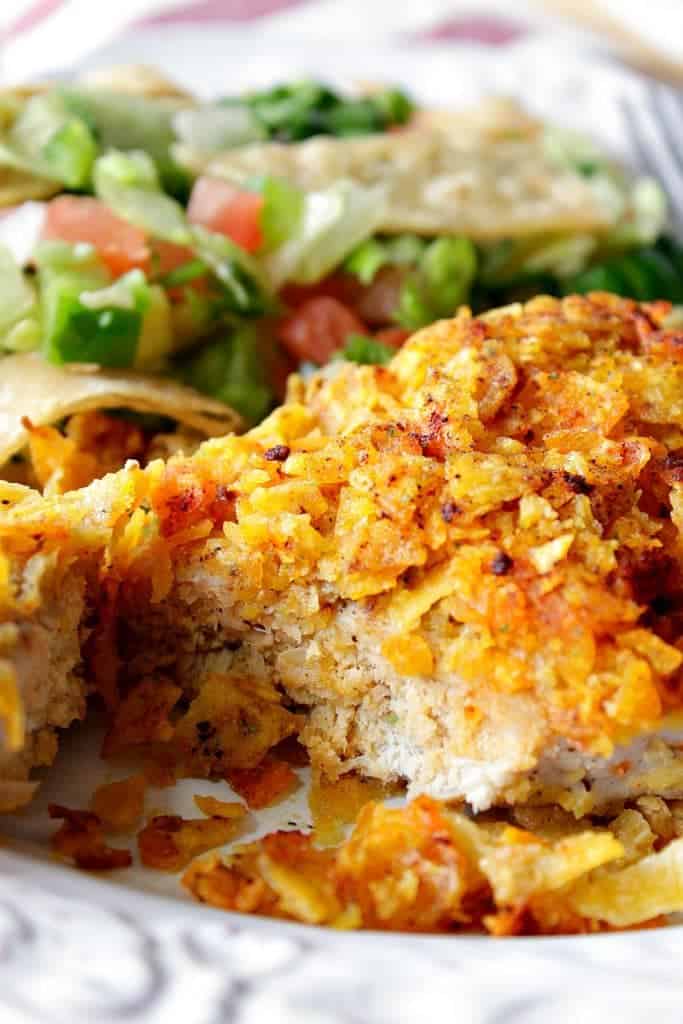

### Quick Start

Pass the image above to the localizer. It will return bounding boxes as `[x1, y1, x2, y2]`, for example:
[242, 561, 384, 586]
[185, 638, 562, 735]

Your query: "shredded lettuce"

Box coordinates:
[79, 268, 150, 312]
[180, 323, 273, 422]
[344, 238, 389, 284]
[58, 86, 189, 196]
[3, 317, 41, 352]
[0, 92, 96, 189]
[93, 151, 270, 315]
[0, 245, 36, 335]
[173, 105, 266, 153]
[33, 238, 106, 277]
[265, 180, 387, 288]
[190, 225, 270, 315]
[94, 151, 191, 244]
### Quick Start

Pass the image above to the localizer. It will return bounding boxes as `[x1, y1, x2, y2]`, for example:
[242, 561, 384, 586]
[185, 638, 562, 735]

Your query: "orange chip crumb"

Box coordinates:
[137, 814, 239, 872]
[142, 748, 180, 788]
[49, 804, 132, 871]
[273, 736, 310, 767]
[102, 677, 181, 757]
[90, 774, 146, 831]
[500, 825, 543, 846]
[228, 755, 299, 809]
[183, 853, 279, 915]
[193, 794, 247, 819]
[381, 634, 434, 676]
[309, 772, 394, 847]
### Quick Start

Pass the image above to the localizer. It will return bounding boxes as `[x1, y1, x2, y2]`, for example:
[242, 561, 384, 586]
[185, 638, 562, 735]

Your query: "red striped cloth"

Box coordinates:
[3, 0, 527, 45]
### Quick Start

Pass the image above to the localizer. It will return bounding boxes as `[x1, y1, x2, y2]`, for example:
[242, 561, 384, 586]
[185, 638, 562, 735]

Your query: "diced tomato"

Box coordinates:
[354, 266, 406, 325]
[279, 272, 359, 309]
[151, 240, 196, 277]
[266, 337, 297, 401]
[187, 176, 264, 253]
[281, 268, 406, 328]
[276, 296, 366, 365]
[41, 196, 150, 278]
[374, 326, 411, 349]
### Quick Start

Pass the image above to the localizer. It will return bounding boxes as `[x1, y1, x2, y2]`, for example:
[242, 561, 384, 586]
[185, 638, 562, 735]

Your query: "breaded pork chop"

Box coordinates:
[4, 293, 683, 813]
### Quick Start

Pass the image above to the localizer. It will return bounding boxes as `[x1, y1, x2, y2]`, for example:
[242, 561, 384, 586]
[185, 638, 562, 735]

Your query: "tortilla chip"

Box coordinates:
[570, 837, 683, 926]
[190, 101, 614, 241]
[0, 353, 242, 466]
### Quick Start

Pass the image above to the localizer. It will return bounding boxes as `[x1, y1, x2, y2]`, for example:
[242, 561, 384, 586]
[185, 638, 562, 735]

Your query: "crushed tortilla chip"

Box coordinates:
[228, 755, 299, 809]
[173, 674, 299, 778]
[309, 772, 395, 846]
[102, 678, 181, 757]
[49, 804, 132, 871]
[183, 853, 281, 916]
[137, 813, 240, 872]
[25, 413, 147, 496]
[90, 774, 146, 831]
[193, 794, 247, 819]
[570, 837, 683, 926]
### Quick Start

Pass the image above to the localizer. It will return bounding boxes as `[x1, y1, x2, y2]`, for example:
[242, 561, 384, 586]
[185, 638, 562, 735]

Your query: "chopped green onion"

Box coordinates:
[223, 80, 414, 142]
[339, 333, 394, 365]
[42, 287, 142, 367]
[327, 99, 384, 137]
[395, 237, 477, 329]
[344, 238, 388, 284]
[368, 88, 414, 126]
[38, 258, 145, 367]
[395, 277, 434, 331]
[345, 234, 428, 285]
[422, 237, 477, 311]
[248, 176, 304, 250]
[157, 258, 209, 287]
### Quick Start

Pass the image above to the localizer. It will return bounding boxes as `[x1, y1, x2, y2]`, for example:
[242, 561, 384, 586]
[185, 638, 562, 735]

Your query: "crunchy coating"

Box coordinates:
[4, 294, 683, 809]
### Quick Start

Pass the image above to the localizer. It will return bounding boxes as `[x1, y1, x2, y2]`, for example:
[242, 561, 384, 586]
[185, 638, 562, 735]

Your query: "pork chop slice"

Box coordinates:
[4, 294, 683, 813]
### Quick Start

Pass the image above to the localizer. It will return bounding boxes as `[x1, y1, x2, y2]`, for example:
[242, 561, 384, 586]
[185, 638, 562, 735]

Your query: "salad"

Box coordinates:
[0, 66, 679, 428]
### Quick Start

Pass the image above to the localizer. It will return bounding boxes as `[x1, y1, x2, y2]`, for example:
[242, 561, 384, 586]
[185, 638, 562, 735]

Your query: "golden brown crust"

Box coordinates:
[5, 295, 683, 804]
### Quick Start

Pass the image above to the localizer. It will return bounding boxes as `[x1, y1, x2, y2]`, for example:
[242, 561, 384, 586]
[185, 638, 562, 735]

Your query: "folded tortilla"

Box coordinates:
[0, 353, 242, 466]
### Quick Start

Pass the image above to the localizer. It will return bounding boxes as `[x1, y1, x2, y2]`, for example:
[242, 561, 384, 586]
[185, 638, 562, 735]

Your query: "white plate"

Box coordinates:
[1, 28, 682, 1024]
